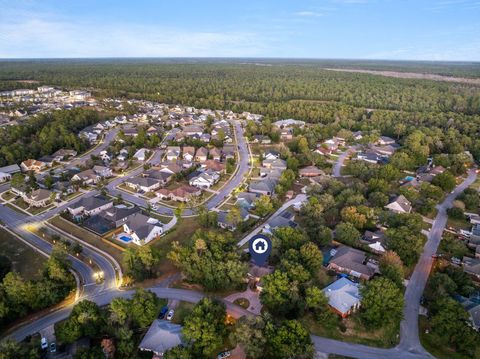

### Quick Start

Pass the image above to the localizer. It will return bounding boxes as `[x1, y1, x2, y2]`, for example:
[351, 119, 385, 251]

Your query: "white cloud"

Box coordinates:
[0, 12, 268, 58]
[294, 11, 324, 17]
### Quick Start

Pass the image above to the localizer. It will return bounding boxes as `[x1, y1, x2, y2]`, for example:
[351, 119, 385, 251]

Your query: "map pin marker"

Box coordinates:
[249, 234, 272, 266]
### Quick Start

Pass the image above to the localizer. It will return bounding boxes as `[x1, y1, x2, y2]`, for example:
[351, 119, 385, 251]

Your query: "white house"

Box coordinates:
[133, 148, 148, 162]
[67, 196, 113, 217]
[323, 277, 361, 318]
[122, 213, 163, 245]
[189, 170, 220, 189]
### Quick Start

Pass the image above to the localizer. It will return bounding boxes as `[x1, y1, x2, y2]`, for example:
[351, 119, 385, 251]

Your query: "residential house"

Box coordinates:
[138, 320, 184, 356]
[217, 208, 250, 231]
[133, 148, 148, 162]
[252, 135, 271, 144]
[263, 150, 280, 161]
[52, 149, 77, 161]
[166, 146, 181, 161]
[249, 178, 277, 196]
[377, 136, 396, 146]
[202, 160, 225, 173]
[71, 169, 100, 185]
[264, 210, 297, 233]
[272, 119, 305, 128]
[123, 213, 163, 245]
[195, 147, 209, 162]
[200, 133, 211, 143]
[210, 147, 222, 161]
[22, 189, 53, 207]
[463, 256, 480, 278]
[183, 125, 204, 137]
[385, 195, 412, 214]
[125, 177, 161, 193]
[0, 164, 21, 175]
[299, 166, 324, 178]
[323, 277, 361, 318]
[142, 169, 173, 186]
[262, 158, 287, 170]
[156, 185, 201, 202]
[20, 159, 46, 173]
[93, 165, 113, 178]
[182, 146, 195, 162]
[189, 170, 220, 189]
[84, 206, 141, 235]
[67, 196, 113, 217]
[235, 192, 259, 210]
[328, 246, 375, 280]
[279, 128, 293, 140]
[222, 145, 235, 160]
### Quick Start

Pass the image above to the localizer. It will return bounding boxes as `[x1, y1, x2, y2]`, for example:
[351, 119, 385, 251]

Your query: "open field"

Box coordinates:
[0, 228, 46, 280]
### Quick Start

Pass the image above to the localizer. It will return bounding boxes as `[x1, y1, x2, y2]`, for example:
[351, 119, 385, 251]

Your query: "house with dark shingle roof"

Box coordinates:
[328, 246, 375, 280]
[385, 195, 412, 214]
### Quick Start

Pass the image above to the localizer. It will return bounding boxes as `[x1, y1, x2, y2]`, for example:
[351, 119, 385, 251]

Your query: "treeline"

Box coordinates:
[0, 108, 99, 166]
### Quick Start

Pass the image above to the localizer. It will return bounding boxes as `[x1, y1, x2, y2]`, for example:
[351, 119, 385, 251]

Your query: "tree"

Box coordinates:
[226, 205, 242, 229]
[109, 297, 131, 325]
[360, 278, 404, 329]
[183, 298, 226, 357]
[10, 173, 25, 189]
[231, 316, 268, 359]
[273, 227, 308, 253]
[254, 195, 273, 217]
[55, 300, 103, 343]
[174, 202, 185, 218]
[130, 288, 160, 328]
[260, 271, 301, 316]
[335, 222, 360, 245]
[265, 320, 314, 359]
[379, 251, 404, 288]
[439, 233, 468, 259]
[164, 346, 193, 359]
[340, 206, 367, 229]
[385, 226, 424, 266]
[299, 242, 323, 273]
[447, 207, 464, 219]
[432, 171, 456, 192]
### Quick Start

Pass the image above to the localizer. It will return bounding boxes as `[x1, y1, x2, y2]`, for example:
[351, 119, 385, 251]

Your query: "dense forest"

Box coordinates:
[0, 108, 99, 166]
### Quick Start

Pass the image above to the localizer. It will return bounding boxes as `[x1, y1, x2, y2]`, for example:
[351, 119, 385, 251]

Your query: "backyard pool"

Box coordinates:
[404, 176, 415, 181]
[119, 235, 132, 243]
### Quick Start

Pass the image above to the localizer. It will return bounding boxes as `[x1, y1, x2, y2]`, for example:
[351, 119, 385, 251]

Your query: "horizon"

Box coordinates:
[1, 0, 479, 61]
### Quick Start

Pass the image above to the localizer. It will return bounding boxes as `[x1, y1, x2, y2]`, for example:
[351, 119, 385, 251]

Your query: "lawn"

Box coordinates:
[171, 301, 194, 325]
[0, 228, 46, 280]
[149, 217, 201, 275]
[447, 216, 471, 230]
[27, 204, 55, 215]
[48, 216, 126, 272]
[1, 190, 16, 201]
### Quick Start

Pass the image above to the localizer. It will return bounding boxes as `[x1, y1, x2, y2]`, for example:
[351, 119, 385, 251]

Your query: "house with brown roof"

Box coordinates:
[202, 160, 225, 173]
[209, 147, 222, 161]
[20, 159, 47, 173]
[182, 146, 196, 162]
[385, 195, 412, 214]
[195, 147, 209, 162]
[22, 188, 53, 207]
[327, 246, 375, 280]
[156, 185, 201, 202]
[299, 166, 324, 178]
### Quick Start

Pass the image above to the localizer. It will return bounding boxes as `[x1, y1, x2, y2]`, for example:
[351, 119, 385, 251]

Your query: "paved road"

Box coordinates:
[332, 147, 356, 177]
[237, 193, 307, 247]
[398, 169, 477, 355]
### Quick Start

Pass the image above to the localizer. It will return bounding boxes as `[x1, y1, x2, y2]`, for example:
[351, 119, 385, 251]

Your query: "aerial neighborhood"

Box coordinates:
[1, 79, 479, 359]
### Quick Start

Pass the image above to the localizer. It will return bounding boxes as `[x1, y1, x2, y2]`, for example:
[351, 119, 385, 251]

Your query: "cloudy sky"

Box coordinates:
[0, 0, 479, 60]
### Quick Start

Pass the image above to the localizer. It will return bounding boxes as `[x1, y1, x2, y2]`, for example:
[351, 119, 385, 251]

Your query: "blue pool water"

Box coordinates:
[119, 236, 132, 243]
[405, 176, 415, 181]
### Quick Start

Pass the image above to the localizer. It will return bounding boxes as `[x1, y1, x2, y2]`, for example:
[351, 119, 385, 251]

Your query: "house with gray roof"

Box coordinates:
[139, 320, 184, 356]
[323, 277, 361, 317]
[123, 213, 163, 245]
[249, 178, 277, 196]
[67, 196, 113, 217]
[328, 246, 375, 280]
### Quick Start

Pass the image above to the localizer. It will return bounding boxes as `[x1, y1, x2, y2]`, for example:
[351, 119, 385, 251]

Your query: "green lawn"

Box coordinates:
[447, 216, 471, 230]
[1, 190, 16, 201]
[0, 228, 46, 280]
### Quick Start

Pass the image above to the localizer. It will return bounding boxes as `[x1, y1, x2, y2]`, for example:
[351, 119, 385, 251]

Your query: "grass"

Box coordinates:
[233, 298, 250, 309]
[48, 216, 126, 272]
[149, 217, 201, 275]
[27, 204, 55, 215]
[171, 301, 194, 325]
[0, 228, 46, 280]
[447, 216, 471, 230]
[12, 198, 29, 210]
[419, 316, 472, 359]
[1, 190, 16, 201]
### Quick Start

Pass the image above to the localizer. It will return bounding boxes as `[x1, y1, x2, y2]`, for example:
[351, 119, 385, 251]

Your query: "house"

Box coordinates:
[385, 195, 412, 214]
[457, 295, 480, 331]
[222, 145, 235, 160]
[328, 246, 375, 280]
[0, 164, 21, 175]
[99, 150, 111, 162]
[52, 149, 77, 161]
[259, 168, 283, 179]
[371, 144, 399, 157]
[166, 146, 181, 161]
[323, 277, 361, 317]
[263, 150, 280, 161]
[377, 136, 396, 146]
[125, 177, 161, 193]
[195, 147, 209, 162]
[247, 264, 274, 292]
[463, 256, 480, 278]
[280, 128, 293, 140]
[71, 169, 100, 185]
[182, 125, 204, 137]
[93, 165, 112, 178]
[299, 166, 324, 178]
[209, 147, 222, 161]
[67, 196, 113, 217]
[22, 189, 53, 207]
[262, 158, 287, 170]
[252, 135, 271, 144]
[159, 162, 183, 175]
[217, 208, 250, 231]
[249, 178, 277, 196]
[189, 170, 220, 189]
[20, 159, 46, 173]
[0, 172, 11, 182]
[182, 146, 195, 162]
[84, 206, 141, 235]
[235, 192, 259, 210]
[356, 151, 382, 164]
[264, 210, 297, 233]
[133, 148, 148, 162]
[138, 320, 184, 356]
[157, 185, 202, 202]
[142, 169, 173, 186]
[272, 119, 305, 128]
[122, 213, 163, 245]
[202, 160, 225, 173]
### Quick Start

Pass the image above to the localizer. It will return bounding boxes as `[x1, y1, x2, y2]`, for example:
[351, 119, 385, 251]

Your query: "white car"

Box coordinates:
[217, 351, 231, 359]
[41, 337, 48, 350]
[166, 309, 174, 321]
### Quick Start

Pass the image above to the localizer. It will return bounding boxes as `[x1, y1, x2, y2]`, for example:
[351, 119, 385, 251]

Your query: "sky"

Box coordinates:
[0, 0, 479, 61]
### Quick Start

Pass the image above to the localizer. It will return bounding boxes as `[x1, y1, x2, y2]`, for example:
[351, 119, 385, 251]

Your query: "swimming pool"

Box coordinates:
[404, 176, 415, 181]
[119, 235, 132, 243]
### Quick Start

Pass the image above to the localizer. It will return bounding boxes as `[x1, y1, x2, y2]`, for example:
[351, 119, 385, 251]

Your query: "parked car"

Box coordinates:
[217, 351, 231, 359]
[159, 306, 168, 319]
[50, 342, 56, 353]
[41, 338, 48, 350]
[166, 309, 174, 321]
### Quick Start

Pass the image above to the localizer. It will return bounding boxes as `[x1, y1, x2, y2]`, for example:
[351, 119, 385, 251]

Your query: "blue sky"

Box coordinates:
[0, 0, 479, 60]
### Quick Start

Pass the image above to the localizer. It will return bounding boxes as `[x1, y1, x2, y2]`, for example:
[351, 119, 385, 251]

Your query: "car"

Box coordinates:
[217, 351, 231, 359]
[159, 306, 168, 319]
[166, 309, 174, 321]
[50, 342, 56, 353]
[41, 337, 48, 350]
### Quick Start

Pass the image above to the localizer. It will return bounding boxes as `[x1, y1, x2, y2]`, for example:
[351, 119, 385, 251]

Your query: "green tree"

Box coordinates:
[130, 288, 160, 328]
[432, 171, 456, 192]
[231, 316, 268, 359]
[260, 271, 301, 316]
[265, 320, 314, 359]
[385, 227, 424, 266]
[254, 195, 273, 217]
[335, 222, 360, 245]
[379, 251, 404, 288]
